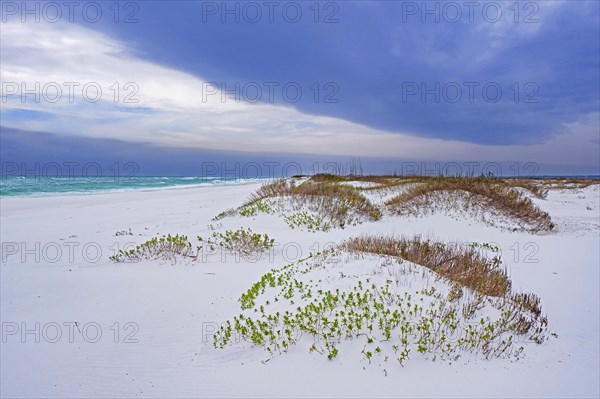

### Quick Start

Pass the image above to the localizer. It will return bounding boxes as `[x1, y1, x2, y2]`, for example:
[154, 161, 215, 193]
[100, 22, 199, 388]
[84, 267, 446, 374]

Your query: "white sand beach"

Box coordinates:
[2, 2, 599, 397]
[1, 181, 599, 398]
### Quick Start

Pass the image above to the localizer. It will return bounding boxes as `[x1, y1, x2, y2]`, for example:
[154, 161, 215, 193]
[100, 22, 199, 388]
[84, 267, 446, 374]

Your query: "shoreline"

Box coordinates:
[0, 178, 270, 200]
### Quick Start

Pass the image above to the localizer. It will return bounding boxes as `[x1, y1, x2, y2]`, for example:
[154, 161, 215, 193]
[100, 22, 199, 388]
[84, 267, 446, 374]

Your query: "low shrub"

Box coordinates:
[110, 234, 194, 262]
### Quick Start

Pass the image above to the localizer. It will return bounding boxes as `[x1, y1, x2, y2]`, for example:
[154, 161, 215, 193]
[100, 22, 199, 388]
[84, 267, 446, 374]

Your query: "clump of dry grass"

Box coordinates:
[251, 178, 290, 199]
[537, 177, 599, 190]
[498, 292, 548, 340]
[247, 177, 381, 226]
[300, 173, 414, 189]
[302, 173, 406, 190]
[356, 177, 417, 192]
[385, 177, 554, 232]
[504, 179, 548, 199]
[510, 292, 542, 316]
[342, 235, 511, 297]
[341, 234, 548, 342]
[308, 173, 346, 183]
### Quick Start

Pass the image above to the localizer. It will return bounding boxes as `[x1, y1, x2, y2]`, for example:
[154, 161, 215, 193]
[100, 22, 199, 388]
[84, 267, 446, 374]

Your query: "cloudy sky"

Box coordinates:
[1, 1, 599, 175]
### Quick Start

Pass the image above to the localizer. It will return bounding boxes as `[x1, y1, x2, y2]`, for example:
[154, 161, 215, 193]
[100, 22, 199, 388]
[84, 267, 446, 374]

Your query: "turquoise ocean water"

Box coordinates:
[0, 176, 265, 198]
[2, 175, 598, 198]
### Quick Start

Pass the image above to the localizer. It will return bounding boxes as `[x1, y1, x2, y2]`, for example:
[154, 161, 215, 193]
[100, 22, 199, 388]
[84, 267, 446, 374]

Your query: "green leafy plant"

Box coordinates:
[204, 227, 275, 256]
[212, 208, 237, 221]
[110, 234, 194, 262]
[283, 212, 332, 232]
[110, 228, 276, 263]
[239, 200, 273, 217]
